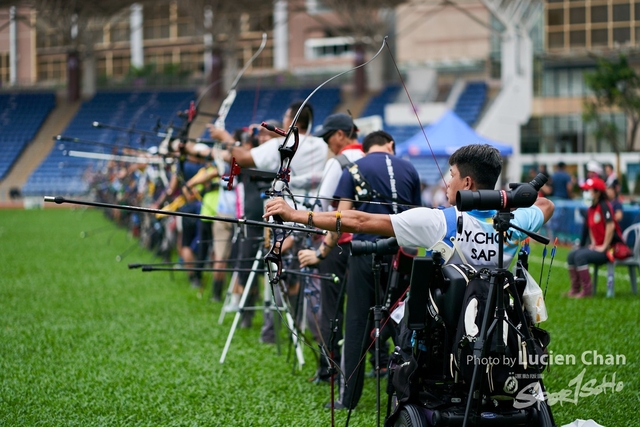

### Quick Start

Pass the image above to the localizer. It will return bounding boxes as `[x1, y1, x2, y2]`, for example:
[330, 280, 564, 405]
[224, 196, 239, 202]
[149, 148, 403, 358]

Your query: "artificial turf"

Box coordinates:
[1, 208, 638, 426]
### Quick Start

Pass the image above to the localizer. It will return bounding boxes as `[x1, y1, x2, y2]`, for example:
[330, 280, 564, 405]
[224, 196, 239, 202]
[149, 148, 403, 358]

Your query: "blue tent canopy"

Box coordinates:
[395, 110, 513, 157]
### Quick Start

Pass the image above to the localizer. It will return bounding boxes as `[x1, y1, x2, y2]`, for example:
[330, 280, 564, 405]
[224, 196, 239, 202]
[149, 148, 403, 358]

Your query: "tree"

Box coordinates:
[177, 0, 273, 99]
[293, 0, 408, 96]
[583, 55, 640, 153]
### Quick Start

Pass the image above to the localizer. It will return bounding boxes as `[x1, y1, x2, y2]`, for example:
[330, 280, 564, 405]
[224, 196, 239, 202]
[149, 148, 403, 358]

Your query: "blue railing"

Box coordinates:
[544, 198, 640, 244]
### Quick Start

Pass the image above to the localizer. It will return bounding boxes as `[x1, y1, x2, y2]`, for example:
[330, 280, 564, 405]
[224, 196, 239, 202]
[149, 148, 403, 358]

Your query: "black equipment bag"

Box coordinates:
[452, 273, 550, 400]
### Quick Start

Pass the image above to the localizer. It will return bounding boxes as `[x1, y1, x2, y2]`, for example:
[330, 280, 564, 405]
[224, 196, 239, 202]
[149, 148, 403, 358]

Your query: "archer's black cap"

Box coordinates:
[313, 113, 358, 139]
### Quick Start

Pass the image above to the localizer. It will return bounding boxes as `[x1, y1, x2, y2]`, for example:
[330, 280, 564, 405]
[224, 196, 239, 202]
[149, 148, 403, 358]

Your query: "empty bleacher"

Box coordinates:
[22, 90, 194, 196]
[358, 84, 421, 145]
[0, 93, 56, 181]
[218, 86, 342, 135]
[453, 81, 487, 126]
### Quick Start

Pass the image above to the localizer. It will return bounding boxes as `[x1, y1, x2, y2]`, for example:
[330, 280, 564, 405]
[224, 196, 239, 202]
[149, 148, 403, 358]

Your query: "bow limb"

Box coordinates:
[210, 33, 268, 184]
[262, 36, 389, 287]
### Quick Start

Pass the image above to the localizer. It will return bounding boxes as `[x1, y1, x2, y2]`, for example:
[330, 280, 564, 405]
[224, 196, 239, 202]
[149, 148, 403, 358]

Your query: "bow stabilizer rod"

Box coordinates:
[44, 196, 327, 235]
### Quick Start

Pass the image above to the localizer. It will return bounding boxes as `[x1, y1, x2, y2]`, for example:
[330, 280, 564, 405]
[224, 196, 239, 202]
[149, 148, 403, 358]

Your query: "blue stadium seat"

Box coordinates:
[22, 90, 194, 196]
[0, 92, 56, 180]
[453, 81, 487, 127]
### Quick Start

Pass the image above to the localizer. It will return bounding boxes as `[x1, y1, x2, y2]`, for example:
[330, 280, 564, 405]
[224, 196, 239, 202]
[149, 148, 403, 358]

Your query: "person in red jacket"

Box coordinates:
[566, 177, 623, 298]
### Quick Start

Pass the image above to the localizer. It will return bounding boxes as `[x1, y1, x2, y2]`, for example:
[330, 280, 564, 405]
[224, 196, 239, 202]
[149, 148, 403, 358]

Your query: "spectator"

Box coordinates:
[550, 161, 573, 199]
[604, 162, 621, 195]
[586, 160, 603, 179]
[566, 177, 624, 298]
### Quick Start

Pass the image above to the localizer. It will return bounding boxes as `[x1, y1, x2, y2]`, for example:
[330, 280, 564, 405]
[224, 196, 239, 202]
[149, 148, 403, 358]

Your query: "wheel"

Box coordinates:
[537, 401, 555, 427]
[393, 404, 427, 427]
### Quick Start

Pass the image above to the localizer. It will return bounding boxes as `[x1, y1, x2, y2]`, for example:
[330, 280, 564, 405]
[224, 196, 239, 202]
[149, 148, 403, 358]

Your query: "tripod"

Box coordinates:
[218, 223, 253, 323]
[219, 240, 305, 368]
[461, 208, 552, 427]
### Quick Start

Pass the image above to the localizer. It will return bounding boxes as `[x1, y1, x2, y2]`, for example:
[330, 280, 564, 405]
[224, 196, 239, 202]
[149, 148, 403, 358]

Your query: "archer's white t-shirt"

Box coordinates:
[390, 206, 545, 267]
[251, 133, 327, 200]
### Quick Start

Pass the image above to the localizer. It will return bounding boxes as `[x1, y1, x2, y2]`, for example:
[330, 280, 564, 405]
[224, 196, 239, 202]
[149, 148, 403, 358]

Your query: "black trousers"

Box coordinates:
[317, 245, 350, 379]
[339, 252, 394, 409]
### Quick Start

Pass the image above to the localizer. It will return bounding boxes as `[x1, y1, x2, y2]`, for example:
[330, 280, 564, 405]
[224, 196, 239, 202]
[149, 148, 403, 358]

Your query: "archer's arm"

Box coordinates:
[264, 198, 395, 237]
[535, 197, 555, 224]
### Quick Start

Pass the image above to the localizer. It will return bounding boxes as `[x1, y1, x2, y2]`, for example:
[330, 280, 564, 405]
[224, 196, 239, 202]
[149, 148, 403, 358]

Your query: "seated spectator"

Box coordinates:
[566, 177, 625, 298]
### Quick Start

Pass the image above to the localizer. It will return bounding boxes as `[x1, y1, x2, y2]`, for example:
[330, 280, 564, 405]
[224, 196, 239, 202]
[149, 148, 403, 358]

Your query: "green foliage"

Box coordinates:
[583, 55, 640, 152]
[1, 210, 638, 426]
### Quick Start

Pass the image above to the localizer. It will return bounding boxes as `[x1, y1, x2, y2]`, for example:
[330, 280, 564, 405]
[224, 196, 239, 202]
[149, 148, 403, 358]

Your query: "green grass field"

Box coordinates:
[1, 208, 639, 426]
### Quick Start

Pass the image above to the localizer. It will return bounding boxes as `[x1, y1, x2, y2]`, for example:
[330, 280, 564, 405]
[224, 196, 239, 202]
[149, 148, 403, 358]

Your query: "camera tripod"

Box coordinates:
[218, 239, 305, 368]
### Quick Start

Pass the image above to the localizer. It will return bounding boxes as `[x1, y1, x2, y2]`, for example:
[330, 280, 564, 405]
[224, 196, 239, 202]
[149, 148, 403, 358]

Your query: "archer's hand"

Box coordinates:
[264, 198, 297, 222]
[207, 125, 233, 144]
[298, 249, 319, 267]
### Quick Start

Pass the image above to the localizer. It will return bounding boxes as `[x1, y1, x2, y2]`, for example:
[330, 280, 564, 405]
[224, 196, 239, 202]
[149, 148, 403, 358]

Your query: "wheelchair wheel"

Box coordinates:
[537, 401, 555, 427]
[393, 404, 427, 427]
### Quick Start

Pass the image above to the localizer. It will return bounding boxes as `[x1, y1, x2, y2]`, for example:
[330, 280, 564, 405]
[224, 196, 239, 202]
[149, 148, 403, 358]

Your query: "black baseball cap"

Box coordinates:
[313, 113, 358, 139]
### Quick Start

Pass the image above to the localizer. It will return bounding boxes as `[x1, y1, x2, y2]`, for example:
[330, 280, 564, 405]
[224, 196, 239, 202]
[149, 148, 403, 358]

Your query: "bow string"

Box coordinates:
[261, 36, 389, 287]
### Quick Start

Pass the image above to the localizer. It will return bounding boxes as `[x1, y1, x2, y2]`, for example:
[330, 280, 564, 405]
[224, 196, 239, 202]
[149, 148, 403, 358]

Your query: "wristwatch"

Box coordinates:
[315, 248, 325, 261]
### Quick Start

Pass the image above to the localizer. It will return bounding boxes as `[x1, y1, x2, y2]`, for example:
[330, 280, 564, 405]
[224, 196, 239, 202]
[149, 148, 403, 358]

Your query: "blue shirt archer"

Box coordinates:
[333, 151, 422, 242]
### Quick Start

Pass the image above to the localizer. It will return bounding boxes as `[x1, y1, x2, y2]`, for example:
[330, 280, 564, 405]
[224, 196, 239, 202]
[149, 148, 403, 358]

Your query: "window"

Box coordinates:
[0, 53, 9, 83]
[96, 56, 107, 78]
[613, 27, 631, 44]
[144, 51, 174, 73]
[37, 57, 66, 82]
[304, 37, 355, 60]
[591, 28, 608, 46]
[547, 8, 564, 26]
[144, 4, 171, 40]
[177, 15, 195, 37]
[570, 30, 586, 47]
[306, 0, 331, 14]
[111, 21, 130, 43]
[112, 54, 130, 77]
[613, 3, 630, 22]
[520, 117, 541, 154]
[541, 67, 591, 97]
[591, 5, 608, 23]
[36, 29, 65, 49]
[548, 31, 564, 49]
[569, 7, 586, 25]
[179, 49, 204, 73]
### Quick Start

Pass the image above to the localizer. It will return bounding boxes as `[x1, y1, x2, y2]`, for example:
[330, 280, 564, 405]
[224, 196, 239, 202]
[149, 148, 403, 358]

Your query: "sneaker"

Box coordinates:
[223, 303, 239, 312]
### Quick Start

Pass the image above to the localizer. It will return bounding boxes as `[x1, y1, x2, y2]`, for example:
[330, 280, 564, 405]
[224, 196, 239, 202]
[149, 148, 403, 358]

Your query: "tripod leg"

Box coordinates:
[218, 246, 262, 324]
[462, 275, 499, 427]
[270, 282, 305, 369]
[219, 247, 263, 364]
